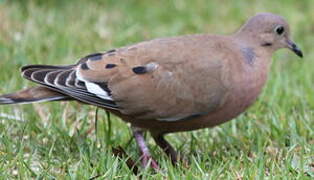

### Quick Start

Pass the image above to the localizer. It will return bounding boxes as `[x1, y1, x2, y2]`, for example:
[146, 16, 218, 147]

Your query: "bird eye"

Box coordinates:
[275, 25, 285, 35]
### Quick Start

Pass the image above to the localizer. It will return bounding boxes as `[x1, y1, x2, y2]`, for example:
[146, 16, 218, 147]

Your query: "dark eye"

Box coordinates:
[275, 26, 285, 35]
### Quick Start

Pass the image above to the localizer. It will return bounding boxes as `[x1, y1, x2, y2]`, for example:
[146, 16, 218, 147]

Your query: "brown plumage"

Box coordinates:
[0, 13, 303, 169]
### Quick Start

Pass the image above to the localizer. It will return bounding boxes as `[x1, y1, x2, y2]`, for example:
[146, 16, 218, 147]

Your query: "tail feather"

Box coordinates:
[0, 86, 71, 105]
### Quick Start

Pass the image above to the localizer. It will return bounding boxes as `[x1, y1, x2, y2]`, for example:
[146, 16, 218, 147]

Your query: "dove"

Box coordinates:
[0, 13, 303, 169]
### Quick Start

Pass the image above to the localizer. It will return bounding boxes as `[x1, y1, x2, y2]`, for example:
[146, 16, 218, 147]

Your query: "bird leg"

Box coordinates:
[152, 134, 178, 165]
[132, 127, 160, 170]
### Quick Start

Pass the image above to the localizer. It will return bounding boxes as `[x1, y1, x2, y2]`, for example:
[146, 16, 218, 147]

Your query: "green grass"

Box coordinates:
[0, 0, 313, 179]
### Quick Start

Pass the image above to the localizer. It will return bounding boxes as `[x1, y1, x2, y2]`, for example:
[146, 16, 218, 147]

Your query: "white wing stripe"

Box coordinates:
[76, 69, 113, 101]
[85, 82, 113, 100]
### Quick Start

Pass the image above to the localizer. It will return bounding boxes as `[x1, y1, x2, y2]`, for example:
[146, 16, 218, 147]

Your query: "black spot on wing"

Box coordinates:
[106, 49, 116, 53]
[261, 42, 272, 47]
[77, 53, 103, 64]
[105, 64, 116, 69]
[88, 54, 103, 61]
[86, 52, 102, 58]
[81, 63, 89, 70]
[132, 66, 147, 74]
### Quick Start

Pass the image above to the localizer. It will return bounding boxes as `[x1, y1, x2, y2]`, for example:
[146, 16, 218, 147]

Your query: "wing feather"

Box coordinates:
[21, 63, 118, 109]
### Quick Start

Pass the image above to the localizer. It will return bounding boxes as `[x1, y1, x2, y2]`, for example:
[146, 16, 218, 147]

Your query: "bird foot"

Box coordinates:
[140, 154, 160, 171]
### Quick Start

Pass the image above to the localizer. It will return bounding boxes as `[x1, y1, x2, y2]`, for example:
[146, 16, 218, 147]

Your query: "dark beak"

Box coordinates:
[287, 39, 303, 58]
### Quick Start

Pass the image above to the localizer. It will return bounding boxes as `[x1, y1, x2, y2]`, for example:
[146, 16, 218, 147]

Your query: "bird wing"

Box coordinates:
[21, 62, 119, 109]
[22, 35, 230, 121]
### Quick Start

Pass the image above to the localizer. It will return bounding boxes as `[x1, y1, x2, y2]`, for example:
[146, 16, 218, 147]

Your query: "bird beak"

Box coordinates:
[286, 39, 303, 58]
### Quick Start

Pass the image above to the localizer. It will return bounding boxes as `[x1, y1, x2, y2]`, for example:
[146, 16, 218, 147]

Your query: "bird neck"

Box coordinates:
[228, 33, 274, 95]
[233, 32, 276, 56]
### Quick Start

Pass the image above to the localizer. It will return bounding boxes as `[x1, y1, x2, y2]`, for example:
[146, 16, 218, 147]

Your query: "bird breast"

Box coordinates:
[227, 54, 271, 114]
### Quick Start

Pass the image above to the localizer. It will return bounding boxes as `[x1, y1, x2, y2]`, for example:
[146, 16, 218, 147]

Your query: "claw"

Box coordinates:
[141, 154, 160, 170]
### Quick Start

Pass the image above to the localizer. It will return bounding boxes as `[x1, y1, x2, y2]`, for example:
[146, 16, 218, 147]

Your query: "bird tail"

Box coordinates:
[0, 86, 71, 105]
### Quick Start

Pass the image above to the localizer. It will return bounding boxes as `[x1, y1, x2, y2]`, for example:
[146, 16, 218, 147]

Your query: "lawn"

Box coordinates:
[0, 0, 313, 179]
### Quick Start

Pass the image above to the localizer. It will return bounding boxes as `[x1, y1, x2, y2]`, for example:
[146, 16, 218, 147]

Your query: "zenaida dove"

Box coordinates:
[0, 13, 303, 170]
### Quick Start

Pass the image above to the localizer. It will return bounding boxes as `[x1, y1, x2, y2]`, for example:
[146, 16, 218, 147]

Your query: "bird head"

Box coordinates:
[237, 12, 303, 58]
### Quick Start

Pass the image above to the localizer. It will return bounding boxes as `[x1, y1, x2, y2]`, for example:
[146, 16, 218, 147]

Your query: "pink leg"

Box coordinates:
[132, 128, 160, 171]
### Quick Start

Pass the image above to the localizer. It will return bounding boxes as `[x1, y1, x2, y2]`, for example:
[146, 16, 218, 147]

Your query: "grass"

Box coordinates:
[0, 0, 313, 179]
